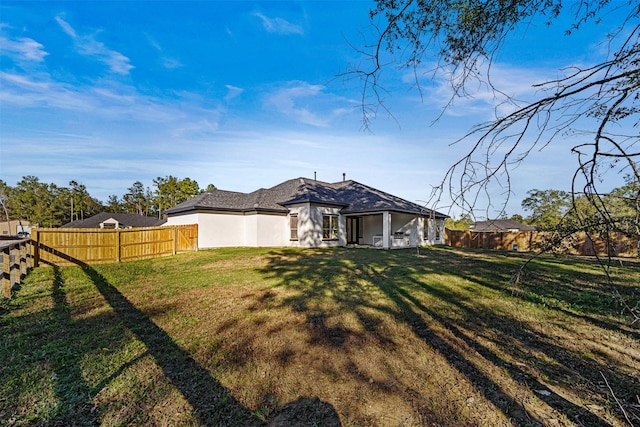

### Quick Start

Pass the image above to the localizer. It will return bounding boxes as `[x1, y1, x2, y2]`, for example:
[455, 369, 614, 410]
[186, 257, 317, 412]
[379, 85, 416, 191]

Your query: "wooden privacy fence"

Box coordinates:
[445, 229, 639, 257]
[1, 239, 33, 298]
[32, 224, 198, 267]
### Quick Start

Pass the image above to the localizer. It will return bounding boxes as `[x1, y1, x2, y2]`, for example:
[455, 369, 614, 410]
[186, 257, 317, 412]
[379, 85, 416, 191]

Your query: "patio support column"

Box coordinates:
[382, 211, 391, 249]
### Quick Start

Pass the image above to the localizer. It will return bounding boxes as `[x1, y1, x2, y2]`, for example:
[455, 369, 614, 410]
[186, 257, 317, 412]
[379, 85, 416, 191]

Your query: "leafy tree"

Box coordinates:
[601, 174, 640, 235]
[179, 177, 200, 199]
[124, 181, 149, 216]
[67, 180, 102, 222]
[153, 176, 203, 216]
[0, 180, 10, 222]
[106, 195, 125, 213]
[9, 176, 61, 227]
[521, 189, 572, 230]
[521, 182, 639, 234]
[445, 213, 473, 230]
[509, 214, 526, 224]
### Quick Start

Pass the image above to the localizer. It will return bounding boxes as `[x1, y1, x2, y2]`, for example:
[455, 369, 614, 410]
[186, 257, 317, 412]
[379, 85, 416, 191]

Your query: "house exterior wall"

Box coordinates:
[288, 203, 344, 248]
[166, 210, 289, 248]
[165, 211, 245, 248]
[242, 213, 289, 247]
[357, 213, 424, 248]
[437, 219, 445, 243]
[361, 214, 382, 247]
[165, 208, 445, 249]
[424, 218, 446, 245]
[287, 204, 311, 247]
[390, 213, 421, 248]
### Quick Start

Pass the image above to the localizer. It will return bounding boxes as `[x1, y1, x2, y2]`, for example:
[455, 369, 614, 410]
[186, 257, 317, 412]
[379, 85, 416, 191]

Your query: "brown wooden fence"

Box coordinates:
[1, 239, 33, 297]
[32, 225, 198, 266]
[445, 229, 639, 257]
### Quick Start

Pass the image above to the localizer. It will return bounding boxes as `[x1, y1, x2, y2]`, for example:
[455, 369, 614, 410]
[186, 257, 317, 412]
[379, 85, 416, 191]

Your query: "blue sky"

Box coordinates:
[0, 1, 633, 218]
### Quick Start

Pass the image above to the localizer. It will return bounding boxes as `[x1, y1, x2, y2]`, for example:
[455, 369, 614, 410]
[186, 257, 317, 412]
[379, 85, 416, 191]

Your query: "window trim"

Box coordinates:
[322, 214, 339, 240]
[290, 214, 298, 241]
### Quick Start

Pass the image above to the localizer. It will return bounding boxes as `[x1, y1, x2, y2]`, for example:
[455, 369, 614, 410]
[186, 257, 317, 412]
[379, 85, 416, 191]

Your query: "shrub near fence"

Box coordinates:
[32, 225, 198, 266]
[445, 229, 639, 257]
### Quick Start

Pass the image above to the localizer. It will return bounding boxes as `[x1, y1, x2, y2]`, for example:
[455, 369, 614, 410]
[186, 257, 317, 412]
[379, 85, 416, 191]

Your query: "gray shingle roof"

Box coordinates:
[61, 212, 166, 228]
[164, 178, 448, 218]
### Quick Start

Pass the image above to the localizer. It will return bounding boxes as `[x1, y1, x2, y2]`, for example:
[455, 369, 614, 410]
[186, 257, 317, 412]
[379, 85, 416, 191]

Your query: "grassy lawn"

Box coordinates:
[1, 246, 639, 426]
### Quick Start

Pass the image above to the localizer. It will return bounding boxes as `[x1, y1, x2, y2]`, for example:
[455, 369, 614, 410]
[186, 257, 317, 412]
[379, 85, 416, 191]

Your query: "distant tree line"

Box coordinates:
[0, 176, 215, 228]
[446, 175, 639, 236]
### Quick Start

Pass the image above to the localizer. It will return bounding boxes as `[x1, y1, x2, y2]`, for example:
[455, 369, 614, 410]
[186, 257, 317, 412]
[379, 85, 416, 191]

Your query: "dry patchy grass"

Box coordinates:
[1, 247, 639, 426]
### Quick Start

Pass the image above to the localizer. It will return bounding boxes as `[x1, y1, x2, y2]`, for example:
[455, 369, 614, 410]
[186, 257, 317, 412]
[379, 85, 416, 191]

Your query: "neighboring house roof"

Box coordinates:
[164, 177, 448, 218]
[470, 219, 537, 232]
[61, 212, 166, 228]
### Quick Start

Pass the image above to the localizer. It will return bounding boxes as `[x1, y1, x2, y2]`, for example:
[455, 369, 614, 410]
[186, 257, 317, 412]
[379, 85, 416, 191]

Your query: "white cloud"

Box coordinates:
[171, 119, 220, 139]
[145, 33, 183, 69]
[253, 12, 304, 35]
[263, 81, 359, 127]
[0, 35, 48, 62]
[55, 15, 77, 38]
[265, 82, 330, 127]
[412, 61, 564, 121]
[161, 57, 183, 69]
[55, 15, 134, 75]
[225, 85, 244, 101]
[0, 71, 224, 125]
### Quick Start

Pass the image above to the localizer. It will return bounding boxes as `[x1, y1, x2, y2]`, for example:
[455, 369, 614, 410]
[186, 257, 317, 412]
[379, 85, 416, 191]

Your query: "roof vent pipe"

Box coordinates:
[342, 173, 346, 182]
[314, 171, 317, 180]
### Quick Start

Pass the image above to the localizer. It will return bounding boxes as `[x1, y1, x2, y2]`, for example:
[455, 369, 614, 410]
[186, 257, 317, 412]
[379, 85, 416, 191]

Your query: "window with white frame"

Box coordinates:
[322, 214, 338, 240]
[290, 214, 298, 240]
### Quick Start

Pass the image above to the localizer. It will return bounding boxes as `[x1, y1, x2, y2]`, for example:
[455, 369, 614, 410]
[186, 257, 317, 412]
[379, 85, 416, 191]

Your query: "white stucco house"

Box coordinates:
[163, 177, 448, 249]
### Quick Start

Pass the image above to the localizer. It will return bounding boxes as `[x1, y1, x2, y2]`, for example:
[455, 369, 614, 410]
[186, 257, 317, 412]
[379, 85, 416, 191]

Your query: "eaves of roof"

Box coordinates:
[164, 205, 289, 215]
[341, 207, 448, 217]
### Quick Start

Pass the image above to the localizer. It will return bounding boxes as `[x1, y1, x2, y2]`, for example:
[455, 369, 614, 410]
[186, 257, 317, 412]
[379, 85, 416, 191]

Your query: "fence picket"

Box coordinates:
[32, 225, 198, 267]
[445, 229, 638, 257]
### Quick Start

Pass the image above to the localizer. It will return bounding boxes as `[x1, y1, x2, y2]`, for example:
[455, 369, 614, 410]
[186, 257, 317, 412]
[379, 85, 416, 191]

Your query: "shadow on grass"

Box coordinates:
[48, 265, 99, 425]
[259, 247, 635, 426]
[431, 247, 640, 341]
[33, 241, 262, 426]
[31, 246, 342, 427]
[80, 265, 262, 425]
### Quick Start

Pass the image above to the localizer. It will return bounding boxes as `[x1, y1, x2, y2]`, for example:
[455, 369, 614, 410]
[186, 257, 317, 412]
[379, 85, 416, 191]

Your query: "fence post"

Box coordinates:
[194, 225, 198, 251]
[2, 247, 10, 298]
[10, 245, 18, 293]
[34, 229, 40, 267]
[116, 229, 121, 263]
[20, 242, 27, 280]
[27, 239, 33, 269]
[173, 227, 178, 255]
